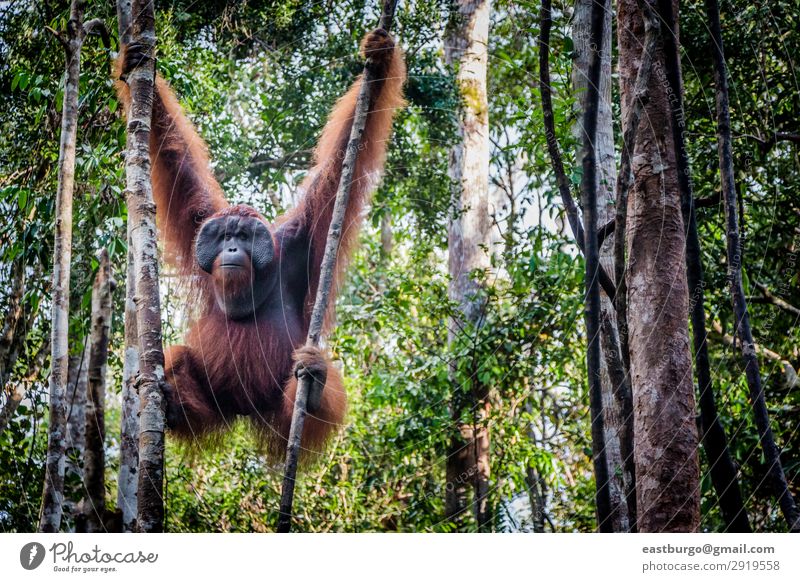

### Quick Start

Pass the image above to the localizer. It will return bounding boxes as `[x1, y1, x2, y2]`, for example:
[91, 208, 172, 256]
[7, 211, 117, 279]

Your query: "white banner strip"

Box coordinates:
[2, 533, 798, 581]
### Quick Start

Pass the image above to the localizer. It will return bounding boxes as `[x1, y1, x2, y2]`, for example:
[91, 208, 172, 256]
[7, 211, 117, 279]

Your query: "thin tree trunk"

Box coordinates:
[65, 347, 88, 475]
[118, 228, 140, 532]
[63, 345, 87, 527]
[380, 210, 393, 259]
[704, 0, 799, 532]
[121, 0, 166, 533]
[571, 0, 631, 532]
[0, 387, 24, 435]
[537, 1, 617, 303]
[578, 0, 614, 533]
[115, 0, 139, 534]
[617, 0, 700, 532]
[276, 0, 401, 533]
[524, 399, 546, 533]
[83, 249, 115, 532]
[653, 0, 750, 532]
[116, 0, 132, 45]
[39, 0, 87, 533]
[444, 0, 493, 532]
[1, 343, 47, 435]
[0, 259, 25, 389]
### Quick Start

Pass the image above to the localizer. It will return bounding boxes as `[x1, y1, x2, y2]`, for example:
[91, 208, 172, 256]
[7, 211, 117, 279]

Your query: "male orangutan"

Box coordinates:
[116, 29, 406, 457]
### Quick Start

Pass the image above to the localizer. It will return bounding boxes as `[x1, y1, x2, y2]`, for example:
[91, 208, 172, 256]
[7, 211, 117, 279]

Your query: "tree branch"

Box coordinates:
[694, 190, 722, 208]
[705, 0, 799, 531]
[277, 0, 399, 533]
[709, 321, 797, 390]
[45, 25, 68, 52]
[753, 281, 800, 317]
[596, 219, 615, 247]
[248, 149, 312, 172]
[83, 18, 110, 49]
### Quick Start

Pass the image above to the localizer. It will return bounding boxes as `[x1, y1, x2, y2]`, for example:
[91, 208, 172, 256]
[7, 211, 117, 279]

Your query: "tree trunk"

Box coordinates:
[116, 0, 132, 46]
[654, 0, 750, 531]
[577, 0, 615, 532]
[704, 0, 799, 532]
[121, 0, 166, 533]
[524, 400, 546, 533]
[118, 226, 140, 532]
[83, 249, 115, 532]
[0, 387, 24, 435]
[63, 345, 87, 525]
[0, 259, 25, 391]
[1, 343, 47, 435]
[444, 0, 492, 532]
[571, 0, 632, 532]
[380, 210, 393, 259]
[39, 0, 86, 533]
[617, 0, 700, 532]
[115, 0, 140, 534]
[65, 349, 87, 472]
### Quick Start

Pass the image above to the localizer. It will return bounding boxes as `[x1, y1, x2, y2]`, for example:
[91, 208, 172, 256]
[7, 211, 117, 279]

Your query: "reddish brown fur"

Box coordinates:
[279, 30, 407, 329]
[116, 31, 405, 459]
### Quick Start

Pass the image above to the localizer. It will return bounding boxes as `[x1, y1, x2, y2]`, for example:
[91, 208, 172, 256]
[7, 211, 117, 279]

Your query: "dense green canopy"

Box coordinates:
[0, 0, 797, 532]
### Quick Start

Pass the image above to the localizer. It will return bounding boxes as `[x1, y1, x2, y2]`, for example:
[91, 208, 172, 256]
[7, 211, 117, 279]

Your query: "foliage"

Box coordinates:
[0, 0, 797, 532]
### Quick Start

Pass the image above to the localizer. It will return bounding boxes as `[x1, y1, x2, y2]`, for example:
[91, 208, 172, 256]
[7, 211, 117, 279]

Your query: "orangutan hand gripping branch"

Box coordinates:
[116, 29, 406, 458]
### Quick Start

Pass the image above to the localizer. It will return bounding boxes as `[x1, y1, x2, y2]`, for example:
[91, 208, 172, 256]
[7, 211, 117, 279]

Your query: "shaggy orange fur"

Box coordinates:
[116, 30, 406, 458]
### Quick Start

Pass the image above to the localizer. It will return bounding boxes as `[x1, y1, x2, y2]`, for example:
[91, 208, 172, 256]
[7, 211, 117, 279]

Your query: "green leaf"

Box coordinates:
[563, 36, 574, 56]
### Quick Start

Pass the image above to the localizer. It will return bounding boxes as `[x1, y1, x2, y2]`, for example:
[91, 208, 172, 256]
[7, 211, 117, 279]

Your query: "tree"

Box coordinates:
[118, 0, 166, 533]
[82, 249, 114, 532]
[704, 0, 799, 532]
[617, 0, 700, 531]
[63, 344, 87, 523]
[115, 0, 139, 534]
[39, 0, 87, 533]
[654, 0, 750, 531]
[571, 0, 632, 532]
[443, 0, 493, 531]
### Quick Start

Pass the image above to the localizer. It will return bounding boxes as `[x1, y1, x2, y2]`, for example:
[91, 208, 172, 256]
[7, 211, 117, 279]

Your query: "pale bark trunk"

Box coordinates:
[118, 229, 140, 531]
[83, 249, 115, 532]
[39, 0, 86, 533]
[571, 0, 631, 532]
[115, 0, 139, 534]
[444, 0, 492, 531]
[122, 0, 166, 533]
[380, 210, 393, 259]
[617, 0, 700, 532]
[116, 0, 132, 46]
